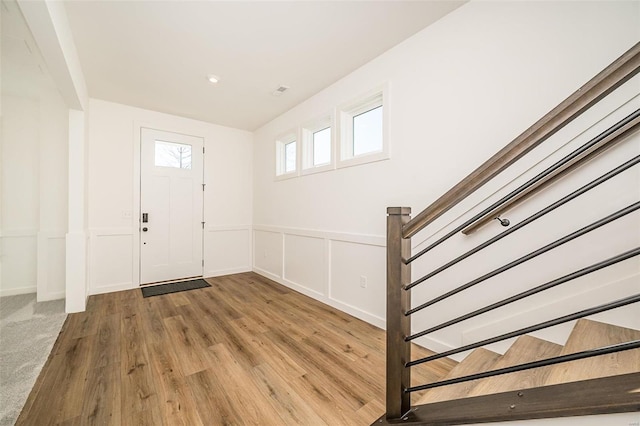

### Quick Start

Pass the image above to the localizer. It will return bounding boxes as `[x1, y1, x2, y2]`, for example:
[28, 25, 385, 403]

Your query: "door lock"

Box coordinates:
[142, 227, 148, 232]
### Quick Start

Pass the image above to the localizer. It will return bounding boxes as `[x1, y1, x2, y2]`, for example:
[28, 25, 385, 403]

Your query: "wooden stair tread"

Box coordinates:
[467, 335, 562, 397]
[412, 344, 458, 380]
[545, 319, 640, 385]
[416, 348, 501, 404]
[410, 344, 458, 404]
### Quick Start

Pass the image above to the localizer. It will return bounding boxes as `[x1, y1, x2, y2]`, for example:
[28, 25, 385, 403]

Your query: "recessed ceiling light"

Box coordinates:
[207, 74, 220, 84]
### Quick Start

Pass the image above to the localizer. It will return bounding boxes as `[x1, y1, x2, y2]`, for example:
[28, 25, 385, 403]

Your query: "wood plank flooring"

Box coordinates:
[17, 272, 456, 426]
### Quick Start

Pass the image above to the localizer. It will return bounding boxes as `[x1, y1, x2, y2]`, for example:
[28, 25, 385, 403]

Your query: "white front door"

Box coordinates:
[140, 128, 204, 285]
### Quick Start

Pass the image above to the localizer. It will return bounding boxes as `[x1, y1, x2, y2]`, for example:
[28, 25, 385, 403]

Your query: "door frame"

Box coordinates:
[132, 121, 206, 287]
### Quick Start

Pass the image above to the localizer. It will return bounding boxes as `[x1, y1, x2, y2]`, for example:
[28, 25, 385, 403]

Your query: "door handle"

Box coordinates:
[142, 227, 148, 232]
[142, 213, 149, 223]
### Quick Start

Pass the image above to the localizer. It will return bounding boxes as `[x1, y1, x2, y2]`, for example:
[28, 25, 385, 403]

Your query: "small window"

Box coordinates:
[338, 86, 388, 168]
[312, 127, 331, 166]
[275, 130, 298, 179]
[302, 114, 334, 174]
[284, 141, 296, 173]
[353, 105, 383, 156]
[155, 140, 192, 169]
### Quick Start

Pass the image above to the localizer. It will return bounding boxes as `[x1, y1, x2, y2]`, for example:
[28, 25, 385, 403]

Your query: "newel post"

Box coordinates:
[386, 207, 412, 419]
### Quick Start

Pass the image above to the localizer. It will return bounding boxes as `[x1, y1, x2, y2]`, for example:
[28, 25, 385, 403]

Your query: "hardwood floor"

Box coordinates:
[17, 272, 456, 425]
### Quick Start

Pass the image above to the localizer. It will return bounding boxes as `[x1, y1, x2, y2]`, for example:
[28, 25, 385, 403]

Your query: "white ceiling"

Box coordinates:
[61, 1, 464, 131]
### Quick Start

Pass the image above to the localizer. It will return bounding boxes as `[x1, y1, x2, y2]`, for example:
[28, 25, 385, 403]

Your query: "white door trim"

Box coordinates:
[132, 121, 206, 287]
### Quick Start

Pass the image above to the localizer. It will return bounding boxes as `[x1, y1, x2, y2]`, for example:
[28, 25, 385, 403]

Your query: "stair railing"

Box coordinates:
[381, 42, 640, 425]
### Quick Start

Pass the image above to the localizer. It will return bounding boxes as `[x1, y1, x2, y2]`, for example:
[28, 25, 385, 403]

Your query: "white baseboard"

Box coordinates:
[252, 266, 281, 282]
[252, 267, 458, 357]
[206, 266, 252, 278]
[0, 286, 37, 297]
[282, 276, 324, 299]
[88, 281, 135, 296]
[326, 296, 386, 329]
[37, 291, 65, 302]
[253, 267, 386, 329]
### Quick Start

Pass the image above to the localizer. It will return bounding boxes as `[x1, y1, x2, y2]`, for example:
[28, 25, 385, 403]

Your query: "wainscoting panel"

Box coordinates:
[1, 230, 37, 296]
[258, 221, 640, 356]
[253, 229, 283, 278]
[253, 225, 386, 328]
[284, 234, 325, 296]
[329, 239, 386, 321]
[205, 226, 251, 277]
[89, 229, 134, 295]
[37, 231, 66, 301]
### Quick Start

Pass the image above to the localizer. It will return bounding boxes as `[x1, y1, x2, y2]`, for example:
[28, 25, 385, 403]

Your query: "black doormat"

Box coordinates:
[141, 279, 210, 298]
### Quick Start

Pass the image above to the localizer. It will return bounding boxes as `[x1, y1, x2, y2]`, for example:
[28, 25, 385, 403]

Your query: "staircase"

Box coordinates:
[416, 319, 640, 405]
[379, 42, 640, 425]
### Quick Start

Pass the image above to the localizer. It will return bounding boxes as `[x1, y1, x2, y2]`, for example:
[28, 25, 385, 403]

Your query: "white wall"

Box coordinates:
[409, 92, 640, 355]
[4, 0, 90, 310]
[87, 98, 253, 295]
[0, 89, 68, 299]
[1, 95, 39, 296]
[252, 0, 640, 345]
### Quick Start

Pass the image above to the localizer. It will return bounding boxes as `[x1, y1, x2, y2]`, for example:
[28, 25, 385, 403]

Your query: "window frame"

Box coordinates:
[337, 85, 389, 169]
[301, 113, 335, 175]
[275, 129, 299, 180]
[154, 139, 193, 170]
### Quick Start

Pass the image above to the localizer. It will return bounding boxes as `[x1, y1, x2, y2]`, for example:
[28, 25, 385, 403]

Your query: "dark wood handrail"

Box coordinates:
[402, 42, 640, 239]
[462, 112, 640, 234]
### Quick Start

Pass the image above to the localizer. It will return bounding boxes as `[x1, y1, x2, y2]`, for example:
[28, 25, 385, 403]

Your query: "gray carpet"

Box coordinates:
[0, 294, 67, 426]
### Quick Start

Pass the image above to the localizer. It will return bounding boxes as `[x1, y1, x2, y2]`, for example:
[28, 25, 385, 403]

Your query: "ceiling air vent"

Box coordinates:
[272, 85, 290, 97]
